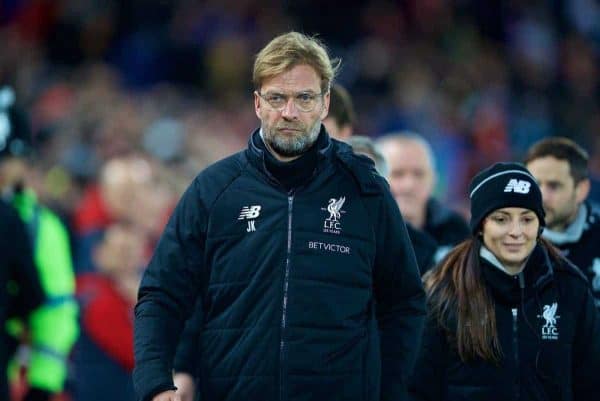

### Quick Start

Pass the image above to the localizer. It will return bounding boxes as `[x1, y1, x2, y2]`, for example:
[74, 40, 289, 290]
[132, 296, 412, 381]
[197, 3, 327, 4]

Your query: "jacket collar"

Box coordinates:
[246, 125, 333, 177]
[481, 243, 554, 305]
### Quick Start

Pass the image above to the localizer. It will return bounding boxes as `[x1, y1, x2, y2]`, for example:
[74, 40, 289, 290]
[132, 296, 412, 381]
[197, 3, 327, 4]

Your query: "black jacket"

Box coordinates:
[423, 198, 469, 264]
[409, 244, 600, 401]
[134, 128, 426, 401]
[542, 201, 600, 309]
[0, 199, 45, 399]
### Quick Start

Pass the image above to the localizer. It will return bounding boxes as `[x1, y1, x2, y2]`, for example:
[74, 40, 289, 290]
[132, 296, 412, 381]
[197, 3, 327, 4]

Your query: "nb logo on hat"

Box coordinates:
[504, 179, 531, 194]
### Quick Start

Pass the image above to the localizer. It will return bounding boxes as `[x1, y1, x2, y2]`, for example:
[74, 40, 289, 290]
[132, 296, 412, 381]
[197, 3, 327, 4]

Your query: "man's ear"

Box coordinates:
[575, 178, 590, 205]
[254, 91, 262, 120]
[320, 90, 330, 120]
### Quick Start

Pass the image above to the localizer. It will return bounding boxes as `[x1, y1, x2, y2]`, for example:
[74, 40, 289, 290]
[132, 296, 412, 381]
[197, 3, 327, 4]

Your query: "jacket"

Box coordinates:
[0, 199, 45, 400]
[423, 198, 469, 264]
[134, 128, 426, 401]
[409, 244, 600, 401]
[8, 190, 79, 393]
[542, 201, 600, 309]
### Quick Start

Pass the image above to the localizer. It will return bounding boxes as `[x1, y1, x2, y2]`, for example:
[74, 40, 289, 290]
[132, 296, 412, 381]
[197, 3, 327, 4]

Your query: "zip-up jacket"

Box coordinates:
[542, 201, 600, 309]
[8, 190, 79, 393]
[0, 199, 45, 400]
[423, 198, 469, 264]
[134, 128, 426, 401]
[409, 244, 600, 401]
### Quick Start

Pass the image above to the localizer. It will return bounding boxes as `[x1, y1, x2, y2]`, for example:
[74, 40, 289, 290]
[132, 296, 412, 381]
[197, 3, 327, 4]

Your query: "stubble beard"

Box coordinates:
[262, 119, 321, 158]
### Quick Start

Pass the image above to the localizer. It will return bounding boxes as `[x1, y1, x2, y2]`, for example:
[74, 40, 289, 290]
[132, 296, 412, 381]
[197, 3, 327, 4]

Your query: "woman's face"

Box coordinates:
[482, 207, 539, 272]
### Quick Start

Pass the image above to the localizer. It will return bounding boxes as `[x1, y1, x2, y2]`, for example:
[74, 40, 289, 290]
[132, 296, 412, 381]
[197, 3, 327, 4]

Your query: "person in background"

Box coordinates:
[134, 31, 425, 401]
[0, 85, 78, 401]
[0, 199, 45, 401]
[409, 162, 600, 401]
[346, 135, 436, 273]
[377, 132, 470, 263]
[74, 223, 145, 401]
[322, 83, 355, 141]
[525, 137, 600, 309]
[324, 83, 438, 274]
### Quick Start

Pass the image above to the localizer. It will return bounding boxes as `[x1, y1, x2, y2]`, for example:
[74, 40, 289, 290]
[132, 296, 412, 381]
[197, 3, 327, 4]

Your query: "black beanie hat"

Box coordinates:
[468, 162, 545, 234]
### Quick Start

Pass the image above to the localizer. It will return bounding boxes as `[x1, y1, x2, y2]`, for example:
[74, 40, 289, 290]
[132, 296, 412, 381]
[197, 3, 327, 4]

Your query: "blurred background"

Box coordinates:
[1, 0, 599, 400]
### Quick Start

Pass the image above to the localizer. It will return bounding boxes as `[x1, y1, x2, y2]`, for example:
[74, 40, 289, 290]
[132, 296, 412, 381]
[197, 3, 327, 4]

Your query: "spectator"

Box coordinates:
[0, 199, 45, 401]
[322, 83, 356, 141]
[525, 137, 600, 309]
[377, 132, 470, 263]
[0, 85, 78, 401]
[346, 135, 436, 273]
[74, 223, 145, 401]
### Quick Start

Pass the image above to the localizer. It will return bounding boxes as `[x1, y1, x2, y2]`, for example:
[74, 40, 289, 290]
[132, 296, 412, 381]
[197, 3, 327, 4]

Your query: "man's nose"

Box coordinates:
[281, 98, 300, 118]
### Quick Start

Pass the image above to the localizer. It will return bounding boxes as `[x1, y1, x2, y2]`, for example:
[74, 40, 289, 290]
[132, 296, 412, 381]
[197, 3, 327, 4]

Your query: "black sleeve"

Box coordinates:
[133, 179, 207, 401]
[572, 285, 600, 401]
[173, 298, 204, 376]
[4, 202, 45, 317]
[408, 315, 448, 401]
[372, 185, 427, 401]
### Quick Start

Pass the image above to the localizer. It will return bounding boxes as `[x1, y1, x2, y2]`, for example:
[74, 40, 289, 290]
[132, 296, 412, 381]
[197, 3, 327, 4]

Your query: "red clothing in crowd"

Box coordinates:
[76, 274, 134, 371]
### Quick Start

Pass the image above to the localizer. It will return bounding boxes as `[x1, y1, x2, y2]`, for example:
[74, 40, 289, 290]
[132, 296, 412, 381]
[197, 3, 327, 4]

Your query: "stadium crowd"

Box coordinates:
[1, 1, 600, 401]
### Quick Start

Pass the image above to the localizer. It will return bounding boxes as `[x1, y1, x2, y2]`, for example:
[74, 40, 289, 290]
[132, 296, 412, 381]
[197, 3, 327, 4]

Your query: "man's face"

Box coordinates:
[526, 156, 588, 231]
[380, 140, 434, 227]
[254, 64, 329, 160]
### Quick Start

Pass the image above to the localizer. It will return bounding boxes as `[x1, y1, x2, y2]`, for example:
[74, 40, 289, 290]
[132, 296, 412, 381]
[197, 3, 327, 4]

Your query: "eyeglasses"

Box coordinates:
[256, 91, 324, 112]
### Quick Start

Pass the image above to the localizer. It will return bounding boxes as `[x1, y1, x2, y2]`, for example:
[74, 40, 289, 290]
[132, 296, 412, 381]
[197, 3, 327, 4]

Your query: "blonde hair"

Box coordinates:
[253, 32, 339, 94]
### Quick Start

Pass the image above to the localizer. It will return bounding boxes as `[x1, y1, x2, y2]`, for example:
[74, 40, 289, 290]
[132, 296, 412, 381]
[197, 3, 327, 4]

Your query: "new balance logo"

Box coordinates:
[238, 205, 261, 220]
[238, 205, 261, 233]
[504, 179, 531, 194]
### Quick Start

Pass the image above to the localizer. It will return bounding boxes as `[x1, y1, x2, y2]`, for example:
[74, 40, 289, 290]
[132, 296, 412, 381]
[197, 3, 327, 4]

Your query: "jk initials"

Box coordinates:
[247, 221, 256, 232]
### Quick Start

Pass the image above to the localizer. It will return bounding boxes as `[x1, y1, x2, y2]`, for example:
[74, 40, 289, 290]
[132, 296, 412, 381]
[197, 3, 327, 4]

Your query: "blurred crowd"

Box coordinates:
[1, 0, 600, 400]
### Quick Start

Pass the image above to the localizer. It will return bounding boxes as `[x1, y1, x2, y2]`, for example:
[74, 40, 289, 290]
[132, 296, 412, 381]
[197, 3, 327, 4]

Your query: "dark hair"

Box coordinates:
[424, 239, 502, 363]
[327, 83, 355, 128]
[524, 137, 589, 183]
[424, 236, 564, 363]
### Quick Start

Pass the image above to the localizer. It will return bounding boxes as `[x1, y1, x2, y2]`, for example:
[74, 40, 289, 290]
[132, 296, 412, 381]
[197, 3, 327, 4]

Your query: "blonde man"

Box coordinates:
[134, 32, 425, 401]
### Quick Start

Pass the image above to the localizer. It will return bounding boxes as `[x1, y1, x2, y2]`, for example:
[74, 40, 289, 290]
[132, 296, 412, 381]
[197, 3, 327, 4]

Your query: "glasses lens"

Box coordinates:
[260, 92, 320, 112]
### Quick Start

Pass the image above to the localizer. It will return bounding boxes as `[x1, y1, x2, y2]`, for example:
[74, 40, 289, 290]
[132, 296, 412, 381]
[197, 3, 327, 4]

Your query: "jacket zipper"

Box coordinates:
[511, 307, 520, 400]
[280, 193, 294, 401]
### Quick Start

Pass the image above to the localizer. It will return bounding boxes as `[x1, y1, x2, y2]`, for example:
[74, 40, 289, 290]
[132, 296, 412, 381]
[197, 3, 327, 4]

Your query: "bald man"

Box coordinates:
[377, 132, 469, 262]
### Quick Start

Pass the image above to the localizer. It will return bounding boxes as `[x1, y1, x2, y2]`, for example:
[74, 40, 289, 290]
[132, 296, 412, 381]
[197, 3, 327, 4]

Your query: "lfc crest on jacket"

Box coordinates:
[321, 196, 346, 235]
[537, 302, 560, 340]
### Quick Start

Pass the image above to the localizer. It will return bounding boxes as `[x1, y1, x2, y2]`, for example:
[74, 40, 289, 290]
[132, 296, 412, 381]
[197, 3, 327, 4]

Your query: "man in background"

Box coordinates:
[322, 83, 355, 141]
[377, 132, 470, 263]
[525, 137, 600, 308]
[0, 85, 78, 401]
[0, 199, 45, 401]
[346, 135, 437, 273]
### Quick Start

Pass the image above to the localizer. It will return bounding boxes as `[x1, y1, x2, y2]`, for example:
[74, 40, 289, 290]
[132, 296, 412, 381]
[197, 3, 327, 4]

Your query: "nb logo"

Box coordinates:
[238, 205, 261, 220]
[504, 179, 531, 194]
[238, 205, 261, 233]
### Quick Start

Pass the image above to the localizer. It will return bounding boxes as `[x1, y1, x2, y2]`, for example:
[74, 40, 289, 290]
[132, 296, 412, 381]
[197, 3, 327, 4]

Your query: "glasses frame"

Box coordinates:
[255, 90, 324, 113]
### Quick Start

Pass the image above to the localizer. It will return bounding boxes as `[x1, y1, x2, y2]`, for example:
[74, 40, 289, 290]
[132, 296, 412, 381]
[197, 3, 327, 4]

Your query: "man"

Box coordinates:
[134, 32, 426, 401]
[525, 137, 600, 308]
[0, 199, 45, 401]
[376, 132, 470, 263]
[0, 85, 79, 401]
[322, 83, 356, 140]
[345, 136, 436, 273]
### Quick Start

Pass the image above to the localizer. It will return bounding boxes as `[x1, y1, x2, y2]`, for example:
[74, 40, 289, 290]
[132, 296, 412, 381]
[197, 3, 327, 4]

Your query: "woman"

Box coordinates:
[409, 162, 600, 401]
